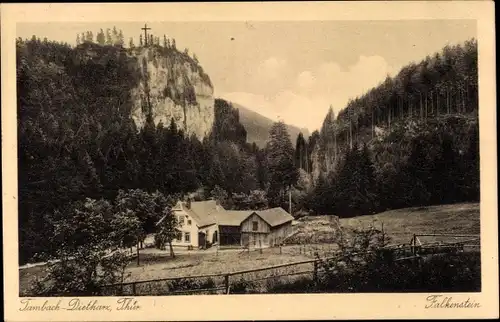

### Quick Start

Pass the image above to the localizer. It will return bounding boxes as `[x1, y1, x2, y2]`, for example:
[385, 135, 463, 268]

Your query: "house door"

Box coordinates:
[198, 231, 206, 248]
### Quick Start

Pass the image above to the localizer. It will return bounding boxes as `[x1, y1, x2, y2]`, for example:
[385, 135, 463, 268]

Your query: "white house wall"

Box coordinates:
[171, 209, 199, 247]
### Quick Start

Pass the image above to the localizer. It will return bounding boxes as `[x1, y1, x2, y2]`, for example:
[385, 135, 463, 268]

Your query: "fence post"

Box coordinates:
[410, 234, 416, 256]
[259, 240, 262, 254]
[280, 245, 282, 255]
[224, 274, 230, 294]
[132, 282, 136, 296]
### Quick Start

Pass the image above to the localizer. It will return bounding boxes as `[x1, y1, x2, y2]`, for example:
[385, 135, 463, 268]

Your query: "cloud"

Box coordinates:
[257, 57, 287, 79]
[296, 71, 315, 91]
[221, 55, 395, 132]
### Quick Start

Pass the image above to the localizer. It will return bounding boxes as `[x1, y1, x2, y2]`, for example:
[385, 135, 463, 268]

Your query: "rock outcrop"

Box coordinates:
[130, 47, 215, 140]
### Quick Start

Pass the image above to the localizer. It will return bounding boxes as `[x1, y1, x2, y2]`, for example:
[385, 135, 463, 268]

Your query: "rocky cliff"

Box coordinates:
[129, 47, 215, 140]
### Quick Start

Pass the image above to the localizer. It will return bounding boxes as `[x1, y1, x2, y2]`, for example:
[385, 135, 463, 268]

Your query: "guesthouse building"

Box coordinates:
[157, 200, 295, 249]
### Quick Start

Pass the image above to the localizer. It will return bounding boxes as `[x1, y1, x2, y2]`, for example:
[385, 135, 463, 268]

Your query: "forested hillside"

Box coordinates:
[293, 39, 479, 217]
[17, 32, 480, 264]
[232, 102, 310, 148]
[16, 33, 283, 264]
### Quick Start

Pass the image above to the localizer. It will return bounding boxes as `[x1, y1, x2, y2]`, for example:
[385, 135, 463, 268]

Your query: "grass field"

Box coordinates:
[340, 202, 480, 245]
[19, 202, 480, 295]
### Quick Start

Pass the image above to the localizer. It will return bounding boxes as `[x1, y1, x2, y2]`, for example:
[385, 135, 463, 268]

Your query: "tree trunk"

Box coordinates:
[334, 130, 337, 161]
[419, 93, 423, 119]
[169, 241, 175, 258]
[371, 109, 374, 139]
[430, 91, 433, 116]
[446, 89, 449, 114]
[305, 148, 308, 173]
[299, 146, 303, 170]
[465, 79, 469, 112]
[388, 107, 391, 131]
[462, 88, 466, 113]
[425, 92, 428, 119]
[136, 240, 140, 266]
[436, 91, 439, 116]
[349, 119, 353, 149]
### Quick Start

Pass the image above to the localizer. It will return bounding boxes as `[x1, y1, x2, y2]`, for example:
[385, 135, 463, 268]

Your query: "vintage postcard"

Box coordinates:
[2, 1, 498, 321]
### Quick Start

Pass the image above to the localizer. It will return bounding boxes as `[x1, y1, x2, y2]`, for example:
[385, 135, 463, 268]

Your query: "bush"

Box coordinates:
[230, 277, 255, 294]
[267, 276, 315, 293]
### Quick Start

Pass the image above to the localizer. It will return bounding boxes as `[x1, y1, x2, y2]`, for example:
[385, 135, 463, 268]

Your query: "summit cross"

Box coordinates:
[142, 23, 151, 46]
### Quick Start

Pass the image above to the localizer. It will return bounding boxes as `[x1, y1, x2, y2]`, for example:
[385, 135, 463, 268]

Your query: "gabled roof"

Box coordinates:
[158, 200, 224, 228]
[255, 207, 294, 227]
[157, 201, 293, 229]
[186, 200, 223, 227]
[217, 208, 294, 227]
[216, 210, 253, 226]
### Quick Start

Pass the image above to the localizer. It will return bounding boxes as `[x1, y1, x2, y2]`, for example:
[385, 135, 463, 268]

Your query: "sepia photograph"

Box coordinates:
[2, 2, 498, 321]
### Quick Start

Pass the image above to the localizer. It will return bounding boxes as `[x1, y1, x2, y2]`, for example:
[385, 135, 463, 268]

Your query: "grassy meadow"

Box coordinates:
[19, 202, 480, 295]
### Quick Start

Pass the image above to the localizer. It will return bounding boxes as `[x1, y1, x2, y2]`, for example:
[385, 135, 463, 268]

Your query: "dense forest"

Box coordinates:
[294, 39, 479, 217]
[17, 30, 298, 264]
[17, 31, 479, 265]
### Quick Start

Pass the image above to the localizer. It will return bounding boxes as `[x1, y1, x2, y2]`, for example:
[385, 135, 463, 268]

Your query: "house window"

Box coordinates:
[175, 232, 182, 241]
[252, 221, 258, 231]
[184, 232, 191, 243]
[178, 215, 185, 225]
[187, 219, 192, 225]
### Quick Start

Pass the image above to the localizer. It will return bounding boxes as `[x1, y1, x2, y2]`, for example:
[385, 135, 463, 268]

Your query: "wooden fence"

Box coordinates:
[100, 254, 334, 296]
[99, 232, 479, 296]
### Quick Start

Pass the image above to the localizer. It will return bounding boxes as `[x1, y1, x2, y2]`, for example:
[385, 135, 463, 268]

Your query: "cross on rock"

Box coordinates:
[142, 23, 151, 46]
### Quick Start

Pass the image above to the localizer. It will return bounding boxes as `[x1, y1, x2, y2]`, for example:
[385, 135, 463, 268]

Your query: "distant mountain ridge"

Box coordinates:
[228, 102, 310, 148]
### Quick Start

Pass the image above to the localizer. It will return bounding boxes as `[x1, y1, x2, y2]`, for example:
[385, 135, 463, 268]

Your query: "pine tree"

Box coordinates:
[118, 30, 124, 46]
[433, 135, 460, 204]
[129, 37, 135, 48]
[265, 121, 299, 205]
[76, 34, 81, 45]
[106, 28, 112, 45]
[163, 34, 167, 48]
[112, 26, 118, 45]
[358, 143, 377, 214]
[295, 132, 307, 170]
[96, 29, 105, 45]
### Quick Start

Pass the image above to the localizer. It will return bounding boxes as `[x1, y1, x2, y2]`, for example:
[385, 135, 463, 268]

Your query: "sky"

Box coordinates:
[17, 20, 476, 132]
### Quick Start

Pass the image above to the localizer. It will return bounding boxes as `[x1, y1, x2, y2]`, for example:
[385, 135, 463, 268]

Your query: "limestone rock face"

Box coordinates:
[130, 47, 214, 140]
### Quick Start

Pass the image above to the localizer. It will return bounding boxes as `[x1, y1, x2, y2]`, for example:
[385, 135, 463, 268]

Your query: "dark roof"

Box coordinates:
[218, 208, 294, 227]
[253, 208, 294, 227]
[157, 202, 293, 228]
[216, 210, 253, 226]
